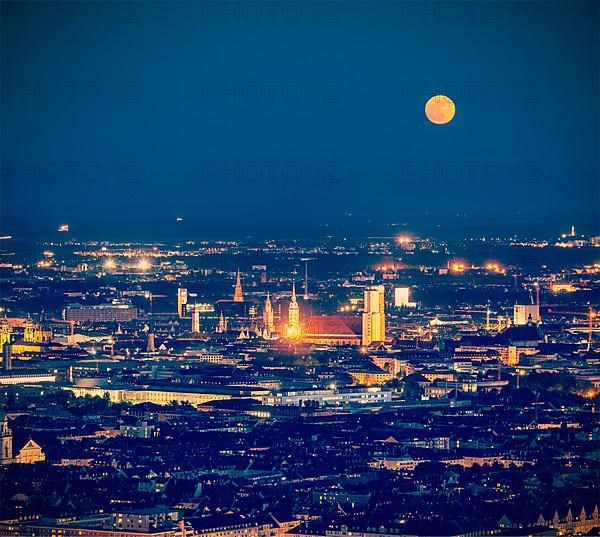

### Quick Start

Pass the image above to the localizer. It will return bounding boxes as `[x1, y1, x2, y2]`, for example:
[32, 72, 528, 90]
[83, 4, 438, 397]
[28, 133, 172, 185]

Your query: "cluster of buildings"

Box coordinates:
[0, 233, 598, 536]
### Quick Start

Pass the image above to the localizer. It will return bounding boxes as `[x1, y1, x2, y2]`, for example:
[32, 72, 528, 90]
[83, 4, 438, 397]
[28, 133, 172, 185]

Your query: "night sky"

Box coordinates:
[1, 1, 598, 239]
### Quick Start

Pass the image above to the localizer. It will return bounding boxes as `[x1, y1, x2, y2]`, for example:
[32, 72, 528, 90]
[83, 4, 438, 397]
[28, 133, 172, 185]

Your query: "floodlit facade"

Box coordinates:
[362, 285, 386, 346]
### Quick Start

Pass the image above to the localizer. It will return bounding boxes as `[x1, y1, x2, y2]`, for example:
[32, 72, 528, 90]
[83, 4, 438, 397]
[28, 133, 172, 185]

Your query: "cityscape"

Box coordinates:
[1, 1, 599, 536]
[0, 229, 598, 536]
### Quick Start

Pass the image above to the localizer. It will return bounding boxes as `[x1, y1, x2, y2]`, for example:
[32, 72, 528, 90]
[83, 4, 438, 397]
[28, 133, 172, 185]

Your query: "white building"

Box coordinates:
[261, 387, 391, 407]
[393, 286, 416, 308]
[513, 304, 540, 325]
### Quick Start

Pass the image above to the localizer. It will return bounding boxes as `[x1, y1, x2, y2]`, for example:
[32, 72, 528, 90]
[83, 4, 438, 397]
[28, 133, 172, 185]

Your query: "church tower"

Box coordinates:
[0, 319, 10, 353]
[217, 312, 227, 333]
[233, 269, 244, 302]
[0, 412, 13, 463]
[262, 292, 274, 337]
[287, 281, 300, 338]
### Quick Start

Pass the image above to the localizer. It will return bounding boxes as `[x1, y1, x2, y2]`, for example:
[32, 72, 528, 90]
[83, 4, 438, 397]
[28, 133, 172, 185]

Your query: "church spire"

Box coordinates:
[233, 268, 244, 302]
[288, 278, 300, 334]
[263, 292, 274, 337]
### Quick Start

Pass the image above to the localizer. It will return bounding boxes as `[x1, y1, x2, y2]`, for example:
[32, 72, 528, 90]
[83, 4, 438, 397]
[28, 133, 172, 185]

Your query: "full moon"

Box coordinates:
[425, 95, 456, 125]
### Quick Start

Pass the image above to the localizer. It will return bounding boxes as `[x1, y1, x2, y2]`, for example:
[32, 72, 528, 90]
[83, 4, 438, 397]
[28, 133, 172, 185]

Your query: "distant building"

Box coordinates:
[0, 412, 12, 462]
[301, 315, 361, 346]
[191, 304, 201, 333]
[66, 386, 238, 406]
[370, 355, 405, 377]
[262, 292, 274, 337]
[362, 285, 386, 346]
[63, 304, 138, 323]
[0, 412, 45, 465]
[177, 288, 188, 318]
[233, 269, 244, 302]
[348, 369, 393, 386]
[393, 286, 414, 308]
[286, 281, 300, 339]
[113, 507, 180, 532]
[514, 304, 540, 325]
[261, 387, 391, 407]
[0, 320, 11, 353]
[0, 371, 57, 385]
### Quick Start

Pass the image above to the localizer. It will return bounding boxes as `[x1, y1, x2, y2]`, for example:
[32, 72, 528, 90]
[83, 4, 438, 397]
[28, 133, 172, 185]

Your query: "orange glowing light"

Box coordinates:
[104, 258, 116, 270]
[484, 261, 505, 273]
[450, 260, 468, 273]
[425, 95, 456, 125]
[137, 258, 151, 271]
[286, 325, 301, 339]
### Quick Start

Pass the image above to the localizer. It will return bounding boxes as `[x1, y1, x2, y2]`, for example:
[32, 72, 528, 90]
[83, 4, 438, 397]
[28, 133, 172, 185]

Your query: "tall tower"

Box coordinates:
[262, 293, 274, 336]
[177, 288, 188, 318]
[362, 285, 386, 346]
[23, 319, 36, 343]
[304, 260, 309, 300]
[0, 320, 10, 354]
[191, 304, 201, 333]
[146, 333, 155, 352]
[217, 312, 227, 333]
[3, 344, 12, 371]
[287, 281, 300, 337]
[0, 412, 13, 464]
[233, 269, 244, 302]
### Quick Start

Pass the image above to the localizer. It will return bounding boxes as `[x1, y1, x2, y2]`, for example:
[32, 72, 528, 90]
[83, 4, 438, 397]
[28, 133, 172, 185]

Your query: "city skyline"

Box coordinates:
[0, 1, 599, 536]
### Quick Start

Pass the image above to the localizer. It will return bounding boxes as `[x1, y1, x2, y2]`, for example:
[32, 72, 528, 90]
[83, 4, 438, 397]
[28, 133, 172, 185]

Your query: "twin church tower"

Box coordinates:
[179, 270, 385, 346]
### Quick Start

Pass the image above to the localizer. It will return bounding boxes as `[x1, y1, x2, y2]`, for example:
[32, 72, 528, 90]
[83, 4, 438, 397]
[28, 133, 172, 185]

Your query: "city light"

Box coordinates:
[137, 258, 151, 271]
[450, 260, 468, 273]
[285, 324, 301, 339]
[1, 2, 598, 532]
[484, 261, 505, 273]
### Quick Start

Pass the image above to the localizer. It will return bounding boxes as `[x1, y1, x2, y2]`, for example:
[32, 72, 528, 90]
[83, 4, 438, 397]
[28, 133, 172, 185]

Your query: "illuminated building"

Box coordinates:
[13, 438, 45, 463]
[0, 320, 10, 352]
[513, 304, 540, 326]
[262, 292, 274, 336]
[64, 304, 138, 322]
[362, 285, 386, 346]
[261, 387, 392, 407]
[147, 333, 156, 352]
[177, 288, 188, 318]
[67, 386, 235, 406]
[551, 282, 577, 293]
[0, 412, 45, 464]
[233, 268, 244, 302]
[348, 369, 393, 386]
[0, 371, 57, 384]
[0, 412, 12, 463]
[286, 281, 300, 338]
[301, 315, 361, 346]
[217, 311, 227, 333]
[393, 286, 415, 307]
[191, 304, 201, 333]
[23, 319, 45, 343]
[371, 355, 405, 377]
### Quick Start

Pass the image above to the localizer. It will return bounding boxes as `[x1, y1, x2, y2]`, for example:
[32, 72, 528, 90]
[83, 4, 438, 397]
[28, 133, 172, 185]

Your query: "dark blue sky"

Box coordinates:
[1, 1, 598, 239]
